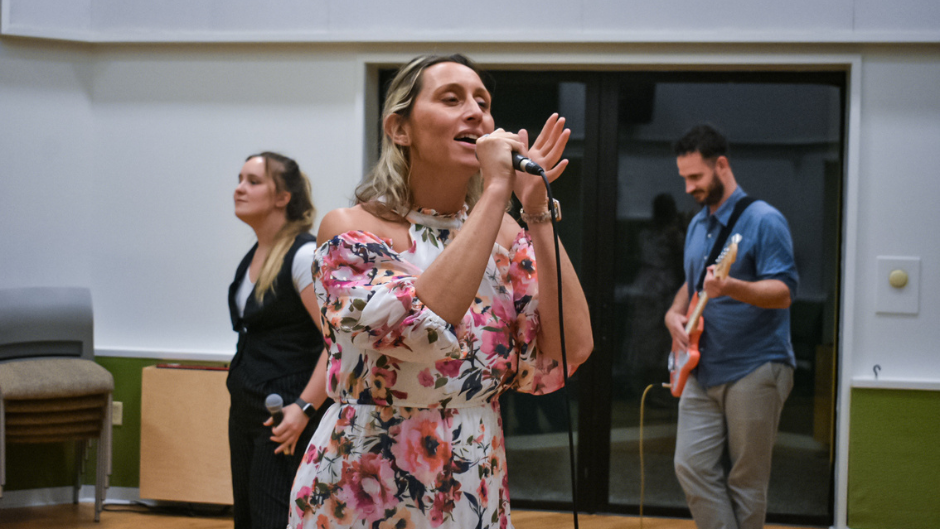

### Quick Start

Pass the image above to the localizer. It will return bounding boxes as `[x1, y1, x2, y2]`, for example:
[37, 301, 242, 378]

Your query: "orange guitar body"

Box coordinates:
[668, 293, 703, 397]
[668, 234, 740, 398]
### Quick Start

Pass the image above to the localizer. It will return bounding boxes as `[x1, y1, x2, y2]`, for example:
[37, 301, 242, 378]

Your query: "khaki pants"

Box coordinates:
[674, 362, 794, 529]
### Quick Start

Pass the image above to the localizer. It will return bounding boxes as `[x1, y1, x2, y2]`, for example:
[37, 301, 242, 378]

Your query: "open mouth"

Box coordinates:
[455, 134, 478, 145]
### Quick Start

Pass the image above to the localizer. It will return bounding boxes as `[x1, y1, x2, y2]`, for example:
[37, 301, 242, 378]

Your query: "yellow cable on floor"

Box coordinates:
[639, 383, 656, 529]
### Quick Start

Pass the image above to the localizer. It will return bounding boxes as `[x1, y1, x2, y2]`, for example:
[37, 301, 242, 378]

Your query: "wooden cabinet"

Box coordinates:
[140, 365, 233, 504]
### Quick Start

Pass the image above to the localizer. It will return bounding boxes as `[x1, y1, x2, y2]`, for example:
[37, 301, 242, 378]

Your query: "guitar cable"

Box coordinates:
[639, 383, 656, 529]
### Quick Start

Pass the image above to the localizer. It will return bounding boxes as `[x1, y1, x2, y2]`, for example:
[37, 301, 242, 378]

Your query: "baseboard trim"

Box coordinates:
[0, 486, 140, 508]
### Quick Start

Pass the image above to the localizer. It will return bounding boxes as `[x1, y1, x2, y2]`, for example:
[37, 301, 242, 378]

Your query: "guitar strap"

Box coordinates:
[695, 196, 757, 292]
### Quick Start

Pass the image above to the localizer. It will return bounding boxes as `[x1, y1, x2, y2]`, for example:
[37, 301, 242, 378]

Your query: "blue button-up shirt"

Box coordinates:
[683, 187, 799, 388]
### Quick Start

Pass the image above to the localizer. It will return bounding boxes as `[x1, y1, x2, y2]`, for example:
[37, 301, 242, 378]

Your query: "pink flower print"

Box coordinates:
[337, 453, 398, 523]
[477, 478, 489, 504]
[509, 241, 538, 294]
[294, 486, 313, 518]
[390, 411, 452, 484]
[372, 366, 398, 387]
[435, 358, 462, 379]
[489, 293, 516, 323]
[303, 443, 320, 464]
[336, 405, 356, 430]
[418, 368, 435, 388]
[467, 296, 491, 326]
[481, 324, 511, 359]
[371, 365, 398, 405]
[328, 357, 342, 392]
[428, 492, 446, 528]
[392, 283, 416, 310]
[429, 491, 456, 528]
[515, 310, 539, 344]
[315, 514, 329, 529]
[489, 351, 511, 374]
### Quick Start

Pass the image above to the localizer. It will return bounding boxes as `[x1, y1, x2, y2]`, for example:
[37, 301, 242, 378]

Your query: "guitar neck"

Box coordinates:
[684, 292, 710, 334]
[683, 234, 740, 335]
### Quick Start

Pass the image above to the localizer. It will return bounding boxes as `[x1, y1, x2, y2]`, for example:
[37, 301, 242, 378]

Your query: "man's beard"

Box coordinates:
[697, 173, 724, 207]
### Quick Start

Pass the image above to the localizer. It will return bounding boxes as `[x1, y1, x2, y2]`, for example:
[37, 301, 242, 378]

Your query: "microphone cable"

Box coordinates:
[506, 148, 578, 527]
[535, 166, 579, 529]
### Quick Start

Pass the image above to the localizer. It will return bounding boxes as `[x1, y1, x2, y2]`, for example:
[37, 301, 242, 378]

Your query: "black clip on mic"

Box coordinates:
[265, 393, 284, 427]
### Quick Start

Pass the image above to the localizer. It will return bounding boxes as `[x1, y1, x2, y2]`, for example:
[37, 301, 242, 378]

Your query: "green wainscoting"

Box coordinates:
[3, 356, 227, 492]
[847, 388, 940, 529]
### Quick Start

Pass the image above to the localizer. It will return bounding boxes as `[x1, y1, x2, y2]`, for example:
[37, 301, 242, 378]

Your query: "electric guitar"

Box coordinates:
[668, 234, 741, 397]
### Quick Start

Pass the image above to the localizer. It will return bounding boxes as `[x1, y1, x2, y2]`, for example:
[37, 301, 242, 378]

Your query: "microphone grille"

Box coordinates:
[265, 393, 283, 409]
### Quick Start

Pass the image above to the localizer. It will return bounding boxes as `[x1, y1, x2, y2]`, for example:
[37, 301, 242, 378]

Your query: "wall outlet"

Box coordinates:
[113, 401, 123, 426]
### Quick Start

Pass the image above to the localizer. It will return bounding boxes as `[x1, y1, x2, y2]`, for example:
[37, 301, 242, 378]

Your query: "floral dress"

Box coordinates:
[289, 206, 572, 529]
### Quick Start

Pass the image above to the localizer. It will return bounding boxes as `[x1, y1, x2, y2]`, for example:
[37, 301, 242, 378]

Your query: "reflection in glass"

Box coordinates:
[609, 77, 841, 522]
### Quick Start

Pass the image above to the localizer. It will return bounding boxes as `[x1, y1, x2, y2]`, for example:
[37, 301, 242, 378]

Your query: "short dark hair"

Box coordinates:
[673, 124, 729, 160]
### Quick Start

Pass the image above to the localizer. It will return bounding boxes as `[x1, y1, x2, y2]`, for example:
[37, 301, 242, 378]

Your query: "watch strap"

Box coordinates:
[294, 397, 316, 418]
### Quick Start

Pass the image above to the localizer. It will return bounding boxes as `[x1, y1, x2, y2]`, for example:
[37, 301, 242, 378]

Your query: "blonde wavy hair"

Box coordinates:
[248, 152, 316, 304]
[355, 54, 487, 219]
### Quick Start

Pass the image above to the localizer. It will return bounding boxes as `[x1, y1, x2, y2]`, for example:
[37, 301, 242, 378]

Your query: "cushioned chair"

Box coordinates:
[0, 287, 113, 521]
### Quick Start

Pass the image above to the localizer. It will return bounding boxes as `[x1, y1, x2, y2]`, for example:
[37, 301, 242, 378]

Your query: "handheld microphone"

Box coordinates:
[470, 135, 545, 176]
[265, 394, 284, 427]
[511, 153, 545, 176]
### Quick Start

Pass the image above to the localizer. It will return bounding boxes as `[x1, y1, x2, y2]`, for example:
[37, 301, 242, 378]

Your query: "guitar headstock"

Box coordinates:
[714, 234, 742, 280]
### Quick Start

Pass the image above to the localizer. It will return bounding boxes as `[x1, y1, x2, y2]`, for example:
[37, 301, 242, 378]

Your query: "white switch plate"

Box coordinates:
[875, 256, 920, 315]
[112, 401, 123, 426]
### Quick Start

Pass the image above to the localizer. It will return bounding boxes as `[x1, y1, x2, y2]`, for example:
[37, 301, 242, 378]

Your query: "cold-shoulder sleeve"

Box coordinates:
[505, 230, 576, 395]
[313, 231, 464, 362]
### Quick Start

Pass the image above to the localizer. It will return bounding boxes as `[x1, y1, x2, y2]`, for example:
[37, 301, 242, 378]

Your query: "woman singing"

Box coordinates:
[289, 55, 593, 529]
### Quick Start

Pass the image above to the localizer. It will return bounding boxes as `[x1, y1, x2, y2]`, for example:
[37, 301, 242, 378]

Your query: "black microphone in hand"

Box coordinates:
[265, 394, 284, 427]
[512, 153, 544, 175]
[470, 135, 544, 175]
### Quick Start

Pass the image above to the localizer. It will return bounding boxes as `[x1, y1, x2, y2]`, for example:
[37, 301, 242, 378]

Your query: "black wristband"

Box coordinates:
[295, 398, 316, 419]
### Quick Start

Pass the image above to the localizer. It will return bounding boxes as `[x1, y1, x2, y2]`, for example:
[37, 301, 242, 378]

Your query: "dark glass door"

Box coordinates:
[487, 71, 595, 507]
[598, 72, 842, 526]
[377, 66, 842, 526]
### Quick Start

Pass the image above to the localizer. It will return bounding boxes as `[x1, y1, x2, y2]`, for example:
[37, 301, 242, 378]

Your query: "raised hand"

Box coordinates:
[514, 114, 571, 212]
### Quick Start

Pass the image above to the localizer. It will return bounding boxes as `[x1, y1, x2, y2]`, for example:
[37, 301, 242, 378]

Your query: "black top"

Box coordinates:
[228, 232, 323, 383]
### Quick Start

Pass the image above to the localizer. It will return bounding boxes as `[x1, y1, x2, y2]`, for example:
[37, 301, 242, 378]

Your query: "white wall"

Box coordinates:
[3, 0, 940, 42]
[0, 40, 96, 307]
[0, 41, 367, 358]
[852, 50, 940, 384]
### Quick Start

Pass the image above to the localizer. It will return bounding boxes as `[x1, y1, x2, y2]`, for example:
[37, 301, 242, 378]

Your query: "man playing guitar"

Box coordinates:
[664, 125, 799, 529]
